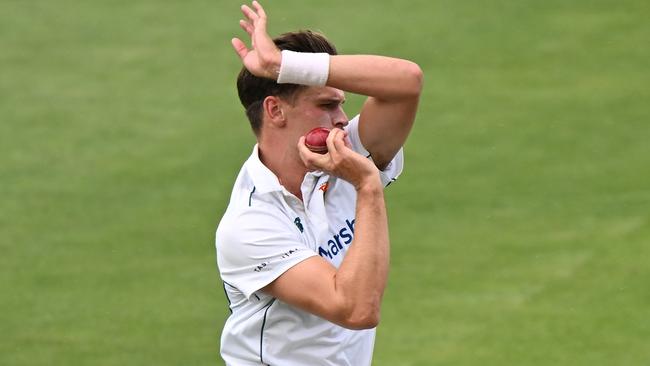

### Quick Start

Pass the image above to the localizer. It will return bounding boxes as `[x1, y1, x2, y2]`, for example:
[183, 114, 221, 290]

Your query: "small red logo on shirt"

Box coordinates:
[319, 182, 329, 192]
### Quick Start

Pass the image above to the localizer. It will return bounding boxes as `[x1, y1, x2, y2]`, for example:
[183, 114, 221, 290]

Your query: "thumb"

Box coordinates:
[231, 38, 248, 60]
[297, 136, 328, 170]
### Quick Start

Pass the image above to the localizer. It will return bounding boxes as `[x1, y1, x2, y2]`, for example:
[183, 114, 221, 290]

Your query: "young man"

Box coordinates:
[215, 2, 422, 365]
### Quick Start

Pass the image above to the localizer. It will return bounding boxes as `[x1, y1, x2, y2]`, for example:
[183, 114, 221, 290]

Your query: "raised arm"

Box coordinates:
[232, 2, 423, 169]
[329, 56, 422, 169]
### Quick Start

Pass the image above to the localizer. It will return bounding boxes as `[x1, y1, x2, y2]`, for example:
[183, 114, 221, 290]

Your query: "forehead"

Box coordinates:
[297, 86, 345, 102]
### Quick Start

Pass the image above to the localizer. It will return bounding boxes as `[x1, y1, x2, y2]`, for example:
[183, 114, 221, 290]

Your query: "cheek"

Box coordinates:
[303, 108, 329, 123]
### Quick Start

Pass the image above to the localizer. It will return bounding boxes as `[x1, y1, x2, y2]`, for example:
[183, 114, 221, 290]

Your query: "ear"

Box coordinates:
[262, 96, 287, 128]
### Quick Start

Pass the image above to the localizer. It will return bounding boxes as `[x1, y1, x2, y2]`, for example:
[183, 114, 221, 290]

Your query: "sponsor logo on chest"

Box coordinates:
[318, 219, 355, 260]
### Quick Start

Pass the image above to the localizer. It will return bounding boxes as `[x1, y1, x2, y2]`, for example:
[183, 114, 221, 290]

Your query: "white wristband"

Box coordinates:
[277, 50, 330, 86]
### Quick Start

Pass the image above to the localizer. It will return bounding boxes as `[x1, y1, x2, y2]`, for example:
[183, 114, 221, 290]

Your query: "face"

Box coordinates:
[282, 86, 349, 135]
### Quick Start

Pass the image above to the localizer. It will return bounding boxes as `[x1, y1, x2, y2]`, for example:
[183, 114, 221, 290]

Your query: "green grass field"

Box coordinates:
[1, 0, 649, 365]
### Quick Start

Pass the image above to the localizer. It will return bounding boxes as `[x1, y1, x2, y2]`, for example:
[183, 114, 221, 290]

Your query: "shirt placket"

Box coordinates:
[279, 189, 310, 244]
[301, 174, 331, 248]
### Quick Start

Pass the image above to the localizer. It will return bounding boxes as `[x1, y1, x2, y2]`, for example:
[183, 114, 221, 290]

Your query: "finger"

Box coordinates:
[325, 128, 344, 157]
[241, 4, 259, 22]
[231, 38, 249, 60]
[252, 1, 267, 20]
[297, 136, 322, 163]
[250, 2, 268, 32]
[332, 131, 350, 153]
[297, 136, 328, 170]
[342, 131, 353, 149]
[297, 137, 320, 170]
[239, 19, 254, 36]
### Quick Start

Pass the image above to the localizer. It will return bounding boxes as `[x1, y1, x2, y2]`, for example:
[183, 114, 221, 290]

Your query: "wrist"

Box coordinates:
[277, 50, 330, 86]
[355, 174, 383, 195]
[259, 51, 282, 80]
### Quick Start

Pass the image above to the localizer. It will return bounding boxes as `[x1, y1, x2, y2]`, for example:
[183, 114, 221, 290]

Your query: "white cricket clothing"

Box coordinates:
[215, 115, 403, 366]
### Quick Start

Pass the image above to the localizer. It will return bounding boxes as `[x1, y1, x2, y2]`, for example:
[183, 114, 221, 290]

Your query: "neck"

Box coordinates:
[258, 140, 307, 200]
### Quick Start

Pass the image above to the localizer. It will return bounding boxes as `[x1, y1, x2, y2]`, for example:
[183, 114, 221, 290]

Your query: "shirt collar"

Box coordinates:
[244, 144, 328, 195]
[244, 144, 284, 194]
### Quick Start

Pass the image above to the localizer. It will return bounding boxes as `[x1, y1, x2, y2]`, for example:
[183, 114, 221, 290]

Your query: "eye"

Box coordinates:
[321, 102, 342, 110]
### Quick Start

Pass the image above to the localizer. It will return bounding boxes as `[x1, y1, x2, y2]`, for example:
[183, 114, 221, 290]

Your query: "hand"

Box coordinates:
[298, 129, 382, 191]
[231, 1, 281, 80]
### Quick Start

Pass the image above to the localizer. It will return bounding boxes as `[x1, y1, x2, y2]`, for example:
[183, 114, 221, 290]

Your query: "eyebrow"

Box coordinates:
[317, 96, 346, 104]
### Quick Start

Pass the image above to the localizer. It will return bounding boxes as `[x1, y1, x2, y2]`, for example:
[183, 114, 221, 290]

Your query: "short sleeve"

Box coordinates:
[216, 206, 317, 300]
[345, 115, 404, 187]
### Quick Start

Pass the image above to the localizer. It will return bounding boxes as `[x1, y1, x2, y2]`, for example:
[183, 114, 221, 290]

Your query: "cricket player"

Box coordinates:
[215, 2, 422, 365]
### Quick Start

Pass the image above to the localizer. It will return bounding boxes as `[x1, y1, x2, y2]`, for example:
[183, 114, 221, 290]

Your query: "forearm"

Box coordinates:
[233, 2, 422, 102]
[334, 178, 390, 328]
[328, 55, 423, 101]
[328, 55, 421, 169]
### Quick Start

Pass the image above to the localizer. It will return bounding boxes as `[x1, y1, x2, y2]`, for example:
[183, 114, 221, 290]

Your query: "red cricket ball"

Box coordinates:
[304, 127, 330, 154]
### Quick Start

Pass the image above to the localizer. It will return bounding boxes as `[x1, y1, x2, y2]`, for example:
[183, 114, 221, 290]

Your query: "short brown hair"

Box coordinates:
[236, 30, 338, 135]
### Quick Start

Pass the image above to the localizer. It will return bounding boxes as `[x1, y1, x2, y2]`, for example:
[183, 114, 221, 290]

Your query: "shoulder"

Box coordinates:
[217, 201, 300, 257]
[218, 201, 295, 244]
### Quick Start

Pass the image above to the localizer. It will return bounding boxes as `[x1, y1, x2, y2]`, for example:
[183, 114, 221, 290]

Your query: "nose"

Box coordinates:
[332, 108, 349, 129]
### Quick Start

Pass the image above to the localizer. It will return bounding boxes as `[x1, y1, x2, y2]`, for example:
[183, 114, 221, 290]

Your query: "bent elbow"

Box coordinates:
[341, 309, 381, 330]
[404, 61, 424, 98]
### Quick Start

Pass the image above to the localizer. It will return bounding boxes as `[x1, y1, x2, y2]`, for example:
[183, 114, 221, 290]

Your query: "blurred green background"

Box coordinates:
[1, 0, 648, 365]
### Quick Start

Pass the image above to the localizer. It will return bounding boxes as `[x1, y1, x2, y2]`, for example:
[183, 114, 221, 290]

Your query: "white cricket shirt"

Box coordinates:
[216, 115, 403, 366]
